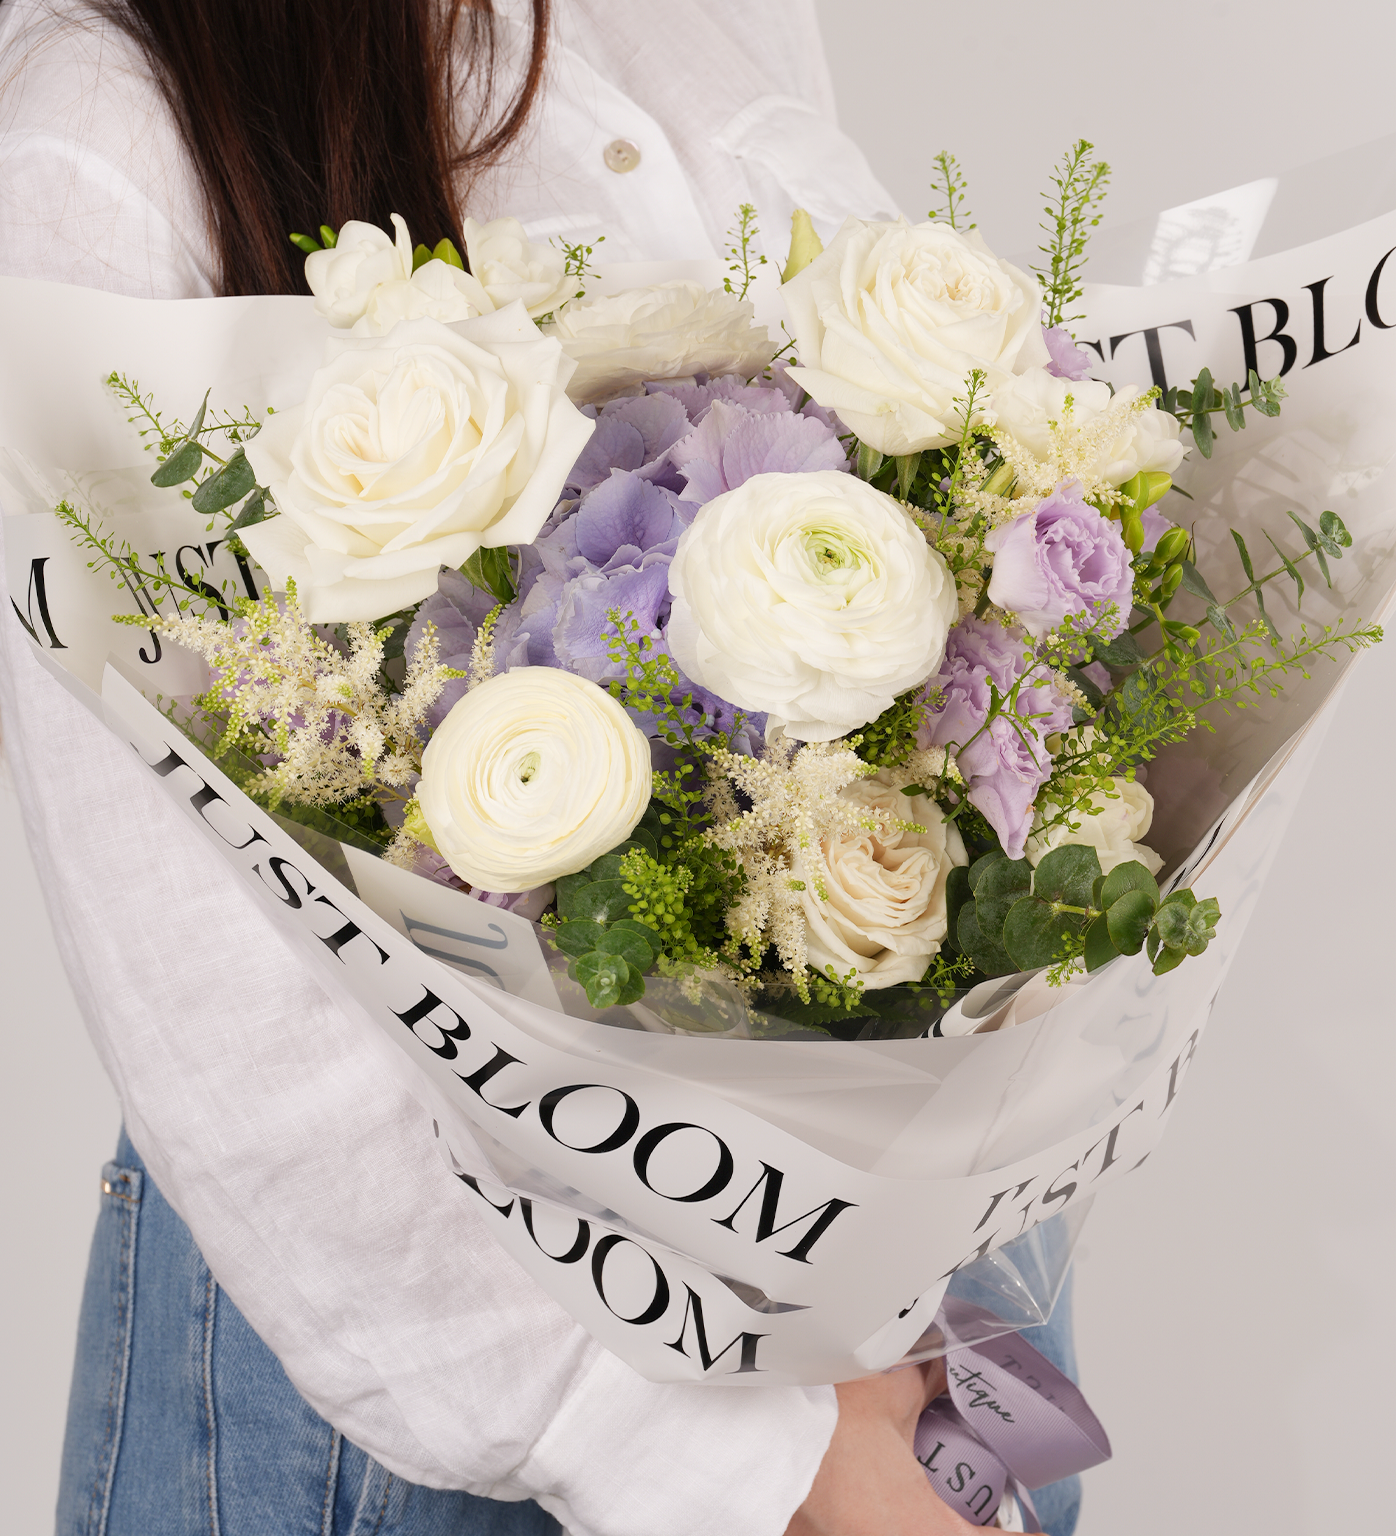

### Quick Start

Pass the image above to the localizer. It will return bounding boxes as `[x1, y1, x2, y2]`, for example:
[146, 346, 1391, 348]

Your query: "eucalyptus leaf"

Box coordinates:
[1318, 510, 1352, 552]
[150, 438, 204, 487]
[568, 879, 632, 925]
[1264, 531, 1304, 606]
[974, 857, 1033, 944]
[1002, 898, 1081, 972]
[1106, 889, 1155, 955]
[586, 853, 627, 884]
[1286, 512, 1331, 585]
[1083, 914, 1118, 972]
[552, 921, 604, 959]
[610, 917, 663, 965]
[595, 926, 655, 971]
[1150, 945, 1188, 976]
[187, 390, 209, 443]
[1205, 603, 1238, 640]
[1031, 843, 1101, 908]
[944, 865, 973, 949]
[1222, 382, 1246, 432]
[957, 901, 1013, 978]
[229, 487, 271, 530]
[1095, 630, 1143, 667]
[575, 951, 643, 1009]
[1099, 859, 1160, 909]
[1178, 560, 1218, 604]
[191, 447, 256, 513]
[967, 850, 1006, 894]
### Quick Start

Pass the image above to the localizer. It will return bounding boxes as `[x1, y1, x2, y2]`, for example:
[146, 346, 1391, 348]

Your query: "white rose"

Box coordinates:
[988, 368, 1185, 488]
[306, 213, 491, 336]
[543, 281, 776, 405]
[783, 216, 1050, 456]
[796, 771, 967, 989]
[463, 216, 572, 318]
[418, 668, 652, 890]
[241, 307, 594, 622]
[1026, 777, 1163, 876]
[667, 470, 958, 742]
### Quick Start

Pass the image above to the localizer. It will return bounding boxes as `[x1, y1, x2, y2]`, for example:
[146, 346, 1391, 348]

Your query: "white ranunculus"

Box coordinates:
[241, 307, 594, 622]
[418, 668, 652, 890]
[988, 368, 1185, 488]
[783, 216, 1050, 456]
[667, 470, 958, 742]
[543, 281, 776, 405]
[463, 216, 572, 318]
[796, 771, 967, 989]
[1026, 777, 1163, 876]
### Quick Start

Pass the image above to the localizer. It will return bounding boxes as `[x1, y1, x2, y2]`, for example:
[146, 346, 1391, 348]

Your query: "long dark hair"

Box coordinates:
[91, 0, 549, 296]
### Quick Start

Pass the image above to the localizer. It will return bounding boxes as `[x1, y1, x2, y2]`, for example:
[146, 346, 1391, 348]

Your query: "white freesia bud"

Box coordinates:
[795, 771, 967, 989]
[418, 668, 653, 890]
[543, 281, 776, 405]
[783, 216, 1050, 455]
[1026, 777, 1163, 876]
[463, 216, 572, 317]
[241, 307, 594, 622]
[987, 368, 1185, 488]
[667, 470, 958, 742]
[306, 213, 491, 336]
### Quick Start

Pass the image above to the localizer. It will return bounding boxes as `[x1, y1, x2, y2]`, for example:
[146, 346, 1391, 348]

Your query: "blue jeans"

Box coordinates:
[56, 1131, 563, 1536]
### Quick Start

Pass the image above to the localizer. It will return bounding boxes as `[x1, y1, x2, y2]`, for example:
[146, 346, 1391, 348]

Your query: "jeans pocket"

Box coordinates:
[55, 1161, 143, 1536]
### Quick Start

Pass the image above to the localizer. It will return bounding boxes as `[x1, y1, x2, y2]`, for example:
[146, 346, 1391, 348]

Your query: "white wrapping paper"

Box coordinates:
[3, 220, 1393, 1383]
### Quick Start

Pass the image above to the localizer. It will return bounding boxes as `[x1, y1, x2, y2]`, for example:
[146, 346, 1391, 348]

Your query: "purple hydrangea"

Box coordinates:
[985, 481, 1133, 640]
[920, 617, 1075, 859]
[669, 398, 847, 504]
[1042, 324, 1096, 381]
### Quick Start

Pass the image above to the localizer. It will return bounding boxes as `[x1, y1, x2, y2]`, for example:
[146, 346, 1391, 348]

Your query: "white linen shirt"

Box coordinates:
[0, 2, 900, 1534]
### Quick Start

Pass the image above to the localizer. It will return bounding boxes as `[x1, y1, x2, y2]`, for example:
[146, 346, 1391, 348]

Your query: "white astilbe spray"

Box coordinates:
[976, 387, 1159, 516]
[131, 582, 464, 813]
[702, 734, 882, 997]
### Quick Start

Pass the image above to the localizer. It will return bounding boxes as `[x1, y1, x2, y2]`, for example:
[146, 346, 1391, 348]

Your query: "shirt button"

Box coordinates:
[603, 139, 642, 174]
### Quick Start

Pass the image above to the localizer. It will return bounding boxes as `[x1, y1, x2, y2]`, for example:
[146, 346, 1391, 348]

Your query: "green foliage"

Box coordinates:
[1163, 368, 1286, 458]
[852, 689, 927, 768]
[287, 224, 339, 254]
[552, 842, 667, 1009]
[552, 233, 606, 302]
[1033, 139, 1111, 327]
[927, 151, 975, 230]
[723, 203, 768, 301]
[56, 500, 244, 621]
[106, 374, 273, 532]
[461, 545, 519, 604]
[953, 843, 1222, 983]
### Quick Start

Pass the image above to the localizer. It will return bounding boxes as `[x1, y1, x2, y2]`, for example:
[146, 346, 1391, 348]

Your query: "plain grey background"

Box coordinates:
[4, 2, 1396, 1531]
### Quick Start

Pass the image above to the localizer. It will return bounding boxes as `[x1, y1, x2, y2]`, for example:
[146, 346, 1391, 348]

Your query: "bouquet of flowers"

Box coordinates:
[4, 140, 1392, 1528]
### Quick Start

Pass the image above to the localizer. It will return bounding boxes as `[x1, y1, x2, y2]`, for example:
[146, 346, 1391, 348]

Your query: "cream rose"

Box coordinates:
[667, 470, 958, 742]
[305, 214, 489, 335]
[988, 368, 1185, 488]
[795, 771, 967, 988]
[543, 281, 776, 405]
[418, 668, 652, 890]
[783, 216, 1050, 456]
[1026, 777, 1163, 876]
[241, 307, 594, 622]
[462, 216, 572, 317]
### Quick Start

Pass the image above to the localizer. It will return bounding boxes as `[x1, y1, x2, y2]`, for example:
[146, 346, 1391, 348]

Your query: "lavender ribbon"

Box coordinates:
[913, 1331, 1111, 1530]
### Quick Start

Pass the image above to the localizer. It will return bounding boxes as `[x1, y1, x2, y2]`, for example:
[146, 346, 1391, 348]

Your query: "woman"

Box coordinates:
[0, 3, 1077, 1533]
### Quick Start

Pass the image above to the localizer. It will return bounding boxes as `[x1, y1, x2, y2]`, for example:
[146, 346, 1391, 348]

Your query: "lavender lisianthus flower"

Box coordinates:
[985, 481, 1133, 640]
[920, 617, 1074, 859]
[1139, 504, 1175, 552]
[1042, 324, 1096, 381]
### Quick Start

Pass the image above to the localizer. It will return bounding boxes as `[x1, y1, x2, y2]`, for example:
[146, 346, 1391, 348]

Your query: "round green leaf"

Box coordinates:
[1105, 889, 1155, 955]
[944, 865, 973, 948]
[1002, 896, 1083, 972]
[957, 901, 1013, 978]
[576, 951, 630, 1009]
[150, 438, 204, 487]
[567, 879, 631, 924]
[1083, 914, 1118, 973]
[551, 921, 603, 959]
[191, 447, 255, 513]
[974, 857, 1033, 945]
[967, 850, 1006, 894]
[610, 918, 663, 964]
[1031, 844, 1102, 908]
[1151, 945, 1187, 977]
[595, 926, 654, 971]
[1099, 859, 1161, 911]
